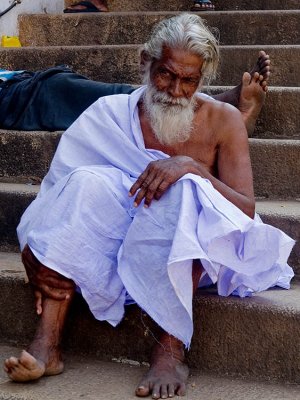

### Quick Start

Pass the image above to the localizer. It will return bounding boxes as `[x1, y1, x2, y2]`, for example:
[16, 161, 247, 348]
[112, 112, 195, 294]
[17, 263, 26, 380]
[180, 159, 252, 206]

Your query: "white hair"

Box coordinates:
[141, 13, 219, 85]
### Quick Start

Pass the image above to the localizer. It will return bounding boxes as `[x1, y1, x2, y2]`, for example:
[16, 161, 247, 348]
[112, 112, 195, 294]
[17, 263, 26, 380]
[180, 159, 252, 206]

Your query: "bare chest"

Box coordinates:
[141, 113, 219, 176]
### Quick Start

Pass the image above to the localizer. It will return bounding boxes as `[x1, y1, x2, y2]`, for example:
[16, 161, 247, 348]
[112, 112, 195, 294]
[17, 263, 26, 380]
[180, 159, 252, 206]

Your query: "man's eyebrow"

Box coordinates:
[159, 65, 201, 79]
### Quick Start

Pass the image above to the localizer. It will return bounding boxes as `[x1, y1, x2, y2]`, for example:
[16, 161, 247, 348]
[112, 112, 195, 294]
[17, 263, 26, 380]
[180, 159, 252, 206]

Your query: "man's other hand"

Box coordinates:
[129, 156, 196, 208]
[22, 245, 75, 303]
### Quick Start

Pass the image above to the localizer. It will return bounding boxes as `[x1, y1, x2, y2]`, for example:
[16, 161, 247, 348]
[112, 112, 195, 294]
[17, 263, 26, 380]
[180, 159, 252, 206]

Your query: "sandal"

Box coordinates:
[63, 1, 108, 13]
[191, 0, 215, 11]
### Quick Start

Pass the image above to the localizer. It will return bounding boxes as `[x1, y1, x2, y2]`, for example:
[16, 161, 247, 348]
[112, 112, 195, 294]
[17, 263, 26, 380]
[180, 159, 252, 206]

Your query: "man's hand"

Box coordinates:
[129, 156, 197, 208]
[22, 245, 75, 304]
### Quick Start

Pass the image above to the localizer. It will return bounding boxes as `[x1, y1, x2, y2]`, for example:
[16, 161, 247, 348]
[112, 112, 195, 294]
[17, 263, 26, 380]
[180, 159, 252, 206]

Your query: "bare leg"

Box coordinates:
[64, 0, 108, 12]
[136, 261, 203, 399]
[4, 248, 75, 383]
[4, 293, 74, 382]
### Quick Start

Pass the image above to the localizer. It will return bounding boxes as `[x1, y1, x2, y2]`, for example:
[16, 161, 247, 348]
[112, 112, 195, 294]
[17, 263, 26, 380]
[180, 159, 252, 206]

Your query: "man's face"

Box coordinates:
[149, 46, 203, 101]
[143, 47, 203, 146]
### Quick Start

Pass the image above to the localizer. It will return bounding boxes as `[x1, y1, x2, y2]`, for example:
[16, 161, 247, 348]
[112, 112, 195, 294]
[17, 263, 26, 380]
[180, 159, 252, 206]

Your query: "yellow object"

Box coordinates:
[1, 36, 21, 47]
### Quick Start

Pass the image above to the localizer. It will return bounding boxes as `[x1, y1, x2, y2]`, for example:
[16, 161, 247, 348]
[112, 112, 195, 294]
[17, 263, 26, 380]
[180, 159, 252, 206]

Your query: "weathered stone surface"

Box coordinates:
[250, 139, 300, 198]
[0, 45, 298, 86]
[1, 344, 299, 400]
[0, 254, 299, 383]
[0, 184, 39, 252]
[2, 133, 300, 196]
[208, 87, 300, 139]
[256, 200, 300, 277]
[0, 130, 61, 182]
[64, 0, 300, 11]
[18, 11, 300, 47]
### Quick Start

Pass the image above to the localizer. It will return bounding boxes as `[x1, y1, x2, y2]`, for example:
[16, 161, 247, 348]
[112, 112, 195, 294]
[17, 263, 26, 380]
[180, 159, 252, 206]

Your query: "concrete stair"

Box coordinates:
[0, 346, 299, 400]
[1, 255, 300, 384]
[0, 0, 299, 394]
[0, 45, 299, 86]
[18, 11, 300, 46]
[64, 0, 300, 11]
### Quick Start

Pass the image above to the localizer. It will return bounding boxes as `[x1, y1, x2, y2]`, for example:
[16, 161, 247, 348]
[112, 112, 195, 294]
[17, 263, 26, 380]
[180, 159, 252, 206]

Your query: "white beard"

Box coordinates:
[143, 83, 197, 146]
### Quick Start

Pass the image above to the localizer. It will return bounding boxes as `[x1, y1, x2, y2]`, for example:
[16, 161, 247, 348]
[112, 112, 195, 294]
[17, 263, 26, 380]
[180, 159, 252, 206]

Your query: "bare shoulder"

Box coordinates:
[195, 94, 246, 141]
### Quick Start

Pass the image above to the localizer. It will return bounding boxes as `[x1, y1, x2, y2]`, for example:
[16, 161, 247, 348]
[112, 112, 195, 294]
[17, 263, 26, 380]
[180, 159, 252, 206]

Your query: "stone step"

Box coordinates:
[208, 86, 300, 139]
[0, 254, 299, 383]
[1, 135, 300, 196]
[0, 45, 299, 86]
[18, 11, 300, 47]
[0, 86, 299, 139]
[1, 346, 299, 400]
[0, 183, 39, 252]
[0, 131, 61, 184]
[64, 0, 300, 11]
[249, 138, 300, 198]
[0, 184, 299, 277]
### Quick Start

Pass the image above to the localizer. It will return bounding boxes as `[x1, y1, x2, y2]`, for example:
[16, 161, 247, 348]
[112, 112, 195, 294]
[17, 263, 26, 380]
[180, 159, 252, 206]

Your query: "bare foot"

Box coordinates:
[249, 50, 271, 88]
[64, 0, 108, 12]
[239, 71, 267, 135]
[4, 344, 64, 382]
[136, 336, 189, 399]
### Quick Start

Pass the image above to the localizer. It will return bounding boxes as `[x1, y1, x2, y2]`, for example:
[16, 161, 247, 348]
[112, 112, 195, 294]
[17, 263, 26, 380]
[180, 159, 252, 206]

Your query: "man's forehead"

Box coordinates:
[156, 46, 204, 74]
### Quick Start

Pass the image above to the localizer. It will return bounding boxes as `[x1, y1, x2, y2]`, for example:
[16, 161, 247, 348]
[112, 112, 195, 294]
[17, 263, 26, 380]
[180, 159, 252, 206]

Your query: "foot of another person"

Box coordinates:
[64, 0, 108, 13]
[191, 0, 215, 11]
[4, 341, 63, 382]
[249, 50, 271, 87]
[239, 71, 266, 135]
[136, 341, 189, 399]
[238, 50, 270, 135]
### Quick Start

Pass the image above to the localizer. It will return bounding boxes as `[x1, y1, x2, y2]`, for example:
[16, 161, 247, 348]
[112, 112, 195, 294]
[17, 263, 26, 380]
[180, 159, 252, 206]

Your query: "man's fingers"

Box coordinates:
[129, 163, 159, 197]
[37, 274, 75, 290]
[39, 283, 71, 300]
[129, 170, 150, 196]
[153, 181, 170, 201]
[133, 186, 148, 207]
[34, 290, 43, 315]
[144, 177, 164, 207]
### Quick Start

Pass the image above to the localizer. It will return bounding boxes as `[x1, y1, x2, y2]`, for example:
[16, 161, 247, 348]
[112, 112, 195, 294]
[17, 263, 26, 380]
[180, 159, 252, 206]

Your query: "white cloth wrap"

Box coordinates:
[17, 87, 295, 347]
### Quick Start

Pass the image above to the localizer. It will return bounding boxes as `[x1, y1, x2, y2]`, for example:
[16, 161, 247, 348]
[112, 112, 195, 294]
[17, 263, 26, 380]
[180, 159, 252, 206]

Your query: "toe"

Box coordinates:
[242, 71, 251, 85]
[253, 72, 260, 82]
[160, 384, 168, 399]
[167, 384, 175, 398]
[7, 357, 19, 367]
[19, 350, 39, 369]
[136, 380, 151, 397]
[152, 384, 161, 399]
[259, 50, 266, 58]
[176, 382, 187, 397]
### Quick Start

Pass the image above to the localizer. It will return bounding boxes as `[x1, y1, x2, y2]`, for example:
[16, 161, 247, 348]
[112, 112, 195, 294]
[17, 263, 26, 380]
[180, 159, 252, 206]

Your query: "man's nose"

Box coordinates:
[168, 79, 184, 98]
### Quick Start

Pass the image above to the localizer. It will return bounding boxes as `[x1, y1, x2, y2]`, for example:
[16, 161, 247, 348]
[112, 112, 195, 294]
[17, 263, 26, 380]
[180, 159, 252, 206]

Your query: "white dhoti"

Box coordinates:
[17, 87, 295, 347]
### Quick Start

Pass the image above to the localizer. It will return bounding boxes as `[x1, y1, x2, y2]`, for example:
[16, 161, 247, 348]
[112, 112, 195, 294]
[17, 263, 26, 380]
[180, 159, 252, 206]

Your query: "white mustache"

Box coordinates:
[151, 90, 191, 107]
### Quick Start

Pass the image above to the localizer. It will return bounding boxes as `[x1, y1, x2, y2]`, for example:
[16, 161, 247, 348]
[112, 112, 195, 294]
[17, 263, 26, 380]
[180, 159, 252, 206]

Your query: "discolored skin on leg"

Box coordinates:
[4, 248, 75, 382]
[213, 51, 271, 135]
[136, 261, 203, 399]
[64, 0, 108, 12]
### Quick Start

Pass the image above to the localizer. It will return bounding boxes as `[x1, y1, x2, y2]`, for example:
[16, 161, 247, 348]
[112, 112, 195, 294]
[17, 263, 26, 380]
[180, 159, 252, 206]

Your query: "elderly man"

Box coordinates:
[4, 14, 294, 399]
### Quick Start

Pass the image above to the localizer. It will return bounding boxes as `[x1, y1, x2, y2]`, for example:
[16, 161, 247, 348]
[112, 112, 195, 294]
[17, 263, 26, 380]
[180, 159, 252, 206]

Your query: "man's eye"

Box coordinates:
[159, 69, 170, 76]
[183, 78, 197, 84]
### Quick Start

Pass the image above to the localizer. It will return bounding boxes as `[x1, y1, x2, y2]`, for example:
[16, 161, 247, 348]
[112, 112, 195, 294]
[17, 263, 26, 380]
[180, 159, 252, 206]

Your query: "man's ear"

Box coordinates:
[140, 50, 152, 67]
